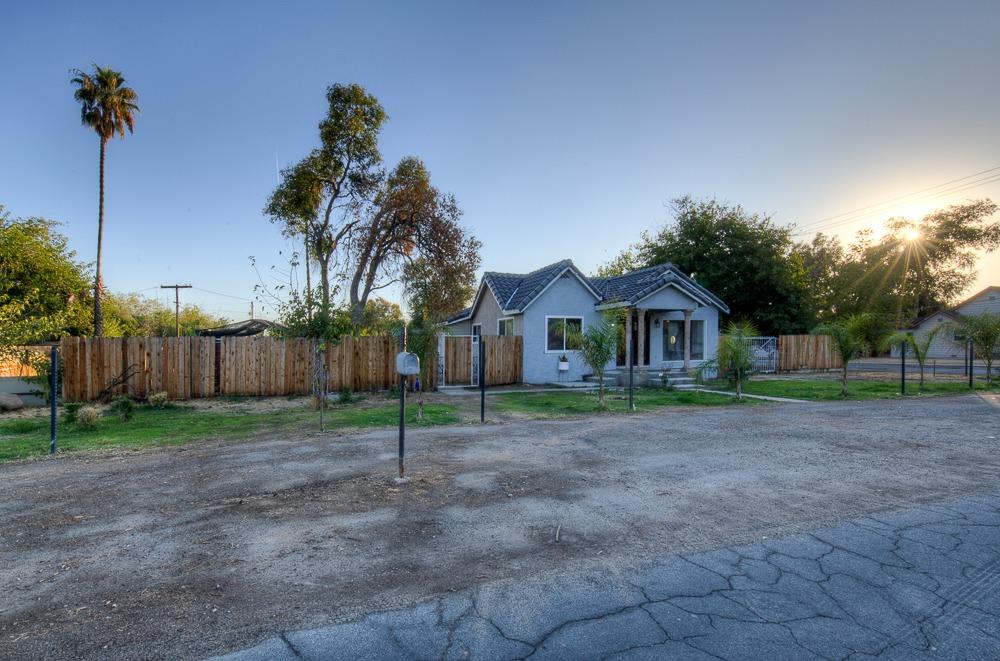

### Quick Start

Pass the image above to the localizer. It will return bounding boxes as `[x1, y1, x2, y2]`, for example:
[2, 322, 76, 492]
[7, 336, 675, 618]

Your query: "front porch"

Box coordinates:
[616, 306, 709, 373]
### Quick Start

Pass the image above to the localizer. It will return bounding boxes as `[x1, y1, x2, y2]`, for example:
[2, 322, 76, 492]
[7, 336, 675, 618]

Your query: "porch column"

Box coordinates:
[683, 309, 693, 372]
[624, 308, 633, 366]
[637, 310, 646, 368]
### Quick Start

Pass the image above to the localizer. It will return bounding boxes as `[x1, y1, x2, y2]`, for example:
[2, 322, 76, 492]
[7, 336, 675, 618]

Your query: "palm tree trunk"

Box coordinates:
[919, 364, 925, 392]
[93, 138, 107, 337]
[304, 227, 312, 323]
[841, 364, 848, 396]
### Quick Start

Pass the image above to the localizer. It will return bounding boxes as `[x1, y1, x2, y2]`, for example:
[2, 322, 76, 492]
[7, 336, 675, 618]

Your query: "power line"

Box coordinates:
[793, 168, 1000, 236]
[190, 286, 253, 301]
[795, 164, 1000, 232]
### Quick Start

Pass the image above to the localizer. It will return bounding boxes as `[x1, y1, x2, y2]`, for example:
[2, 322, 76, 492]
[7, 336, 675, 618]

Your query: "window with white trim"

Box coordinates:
[472, 323, 482, 339]
[546, 316, 583, 352]
[498, 317, 514, 336]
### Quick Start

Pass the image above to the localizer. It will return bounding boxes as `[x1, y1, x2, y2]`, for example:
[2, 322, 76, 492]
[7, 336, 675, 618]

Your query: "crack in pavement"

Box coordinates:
[208, 491, 1000, 661]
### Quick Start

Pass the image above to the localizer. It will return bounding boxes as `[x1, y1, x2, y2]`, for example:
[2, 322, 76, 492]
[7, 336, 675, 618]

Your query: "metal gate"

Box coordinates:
[745, 336, 778, 373]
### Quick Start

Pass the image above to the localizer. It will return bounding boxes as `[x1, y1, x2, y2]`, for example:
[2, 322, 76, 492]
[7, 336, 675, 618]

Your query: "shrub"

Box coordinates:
[62, 402, 84, 424]
[338, 386, 354, 404]
[75, 405, 101, 430]
[147, 391, 170, 408]
[109, 395, 135, 422]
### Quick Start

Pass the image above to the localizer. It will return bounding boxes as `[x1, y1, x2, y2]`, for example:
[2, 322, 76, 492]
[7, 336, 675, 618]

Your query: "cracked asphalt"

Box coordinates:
[3, 392, 999, 660]
[211, 493, 1000, 661]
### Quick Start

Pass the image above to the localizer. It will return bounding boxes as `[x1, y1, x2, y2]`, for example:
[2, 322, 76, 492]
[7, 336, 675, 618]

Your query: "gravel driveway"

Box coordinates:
[2, 393, 998, 660]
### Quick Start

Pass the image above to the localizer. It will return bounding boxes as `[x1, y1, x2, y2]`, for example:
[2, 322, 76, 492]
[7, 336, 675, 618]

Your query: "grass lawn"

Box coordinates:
[707, 377, 999, 401]
[0, 401, 459, 462]
[491, 387, 751, 417]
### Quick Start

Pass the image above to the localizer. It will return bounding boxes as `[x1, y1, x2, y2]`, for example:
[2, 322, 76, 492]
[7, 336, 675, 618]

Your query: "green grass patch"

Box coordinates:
[491, 387, 749, 417]
[704, 377, 999, 401]
[0, 402, 459, 462]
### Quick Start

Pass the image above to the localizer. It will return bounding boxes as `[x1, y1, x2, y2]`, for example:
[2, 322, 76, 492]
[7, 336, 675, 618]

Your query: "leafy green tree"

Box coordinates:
[71, 65, 139, 337]
[695, 320, 759, 400]
[609, 196, 814, 335]
[796, 200, 1000, 326]
[359, 298, 405, 336]
[0, 207, 92, 362]
[569, 312, 619, 409]
[402, 254, 477, 326]
[815, 315, 870, 396]
[265, 83, 386, 332]
[101, 293, 228, 336]
[888, 326, 943, 392]
[952, 312, 1000, 386]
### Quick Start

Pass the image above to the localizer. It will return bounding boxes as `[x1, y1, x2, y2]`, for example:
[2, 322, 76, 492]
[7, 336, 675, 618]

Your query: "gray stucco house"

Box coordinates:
[446, 259, 729, 384]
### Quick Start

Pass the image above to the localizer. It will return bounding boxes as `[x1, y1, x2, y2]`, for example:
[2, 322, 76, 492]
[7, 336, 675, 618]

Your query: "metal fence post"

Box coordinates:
[968, 340, 974, 389]
[900, 340, 906, 395]
[398, 326, 406, 479]
[49, 345, 58, 455]
[479, 338, 485, 423]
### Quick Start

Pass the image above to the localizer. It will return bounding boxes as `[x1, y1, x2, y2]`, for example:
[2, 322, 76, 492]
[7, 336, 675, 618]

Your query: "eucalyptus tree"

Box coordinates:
[265, 83, 386, 331]
[71, 65, 139, 337]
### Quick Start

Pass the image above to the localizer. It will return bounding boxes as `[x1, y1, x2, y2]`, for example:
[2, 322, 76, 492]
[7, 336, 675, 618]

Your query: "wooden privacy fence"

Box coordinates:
[482, 336, 523, 386]
[442, 335, 522, 386]
[60, 336, 438, 402]
[778, 335, 842, 371]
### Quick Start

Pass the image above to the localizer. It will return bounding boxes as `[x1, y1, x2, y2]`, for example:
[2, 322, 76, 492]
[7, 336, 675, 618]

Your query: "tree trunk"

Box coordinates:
[304, 227, 312, 323]
[93, 138, 107, 337]
[919, 363, 925, 392]
[841, 364, 849, 396]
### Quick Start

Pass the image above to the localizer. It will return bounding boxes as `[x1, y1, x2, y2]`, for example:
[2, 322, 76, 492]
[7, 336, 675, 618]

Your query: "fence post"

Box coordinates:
[398, 326, 407, 480]
[49, 345, 58, 455]
[899, 340, 906, 395]
[479, 337, 485, 423]
[968, 340, 974, 389]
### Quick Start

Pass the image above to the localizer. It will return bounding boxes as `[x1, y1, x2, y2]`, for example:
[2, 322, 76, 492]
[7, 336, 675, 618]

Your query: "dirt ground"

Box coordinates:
[1, 392, 999, 660]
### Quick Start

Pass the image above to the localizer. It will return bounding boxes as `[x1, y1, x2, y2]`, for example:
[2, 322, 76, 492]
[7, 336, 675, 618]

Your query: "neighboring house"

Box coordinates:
[445, 259, 729, 384]
[196, 319, 278, 337]
[890, 286, 1000, 359]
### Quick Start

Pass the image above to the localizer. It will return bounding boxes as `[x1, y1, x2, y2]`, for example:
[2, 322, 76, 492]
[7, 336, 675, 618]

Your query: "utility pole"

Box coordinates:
[160, 284, 192, 337]
[250, 301, 254, 320]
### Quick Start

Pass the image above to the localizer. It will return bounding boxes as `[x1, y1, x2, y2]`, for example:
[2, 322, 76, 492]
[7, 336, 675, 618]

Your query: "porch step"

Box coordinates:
[649, 375, 697, 390]
[583, 373, 618, 385]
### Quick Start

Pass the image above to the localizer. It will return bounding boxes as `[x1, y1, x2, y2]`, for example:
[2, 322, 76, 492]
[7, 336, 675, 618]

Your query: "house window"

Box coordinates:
[498, 317, 514, 336]
[472, 323, 482, 339]
[546, 316, 583, 352]
[663, 320, 704, 360]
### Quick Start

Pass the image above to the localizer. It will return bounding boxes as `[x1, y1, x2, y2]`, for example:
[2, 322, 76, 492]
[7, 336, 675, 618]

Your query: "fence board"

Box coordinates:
[444, 336, 472, 385]
[778, 335, 842, 371]
[483, 336, 522, 386]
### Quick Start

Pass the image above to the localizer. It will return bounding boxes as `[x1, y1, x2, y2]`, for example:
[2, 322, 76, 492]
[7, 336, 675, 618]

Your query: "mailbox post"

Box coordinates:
[395, 340, 420, 482]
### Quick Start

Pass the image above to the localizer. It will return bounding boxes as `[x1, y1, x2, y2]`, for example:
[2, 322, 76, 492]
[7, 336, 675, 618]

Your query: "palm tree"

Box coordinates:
[815, 314, 869, 396]
[695, 320, 759, 400]
[887, 326, 943, 392]
[570, 312, 619, 409]
[71, 65, 139, 337]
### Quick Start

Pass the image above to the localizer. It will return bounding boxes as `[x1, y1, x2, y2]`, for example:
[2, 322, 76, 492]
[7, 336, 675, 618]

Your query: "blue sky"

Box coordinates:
[3, 0, 999, 320]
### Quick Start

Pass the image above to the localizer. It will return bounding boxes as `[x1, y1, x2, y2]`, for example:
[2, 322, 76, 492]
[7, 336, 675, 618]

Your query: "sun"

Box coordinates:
[904, 227, 921, 242]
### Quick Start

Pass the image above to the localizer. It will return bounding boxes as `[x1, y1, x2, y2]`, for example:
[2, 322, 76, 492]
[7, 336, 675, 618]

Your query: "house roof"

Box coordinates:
[196, 319, 278, 337]
[447, 259, 729, 324]
[905, 309, 959, 330]
[591, 263, 729, 312]
[446, 307, 472, 324]
[956, 285, 1000, 308]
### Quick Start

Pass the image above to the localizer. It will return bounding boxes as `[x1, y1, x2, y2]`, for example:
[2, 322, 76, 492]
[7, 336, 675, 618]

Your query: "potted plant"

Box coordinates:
[557, 354, 570, 371]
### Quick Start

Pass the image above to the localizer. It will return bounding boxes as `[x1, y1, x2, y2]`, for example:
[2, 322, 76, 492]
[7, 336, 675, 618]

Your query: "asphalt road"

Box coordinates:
[213, 492, 1000, 660]
[2, 392, 999, 660]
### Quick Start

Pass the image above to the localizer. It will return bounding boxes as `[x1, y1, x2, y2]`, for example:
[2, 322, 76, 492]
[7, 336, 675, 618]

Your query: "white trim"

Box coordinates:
[520, 267, 601, 313]
[544, 315, 585, 353]
[633, 280, 711, 309]
[472, 323, 482, 339]
[497, 316, 514, 336]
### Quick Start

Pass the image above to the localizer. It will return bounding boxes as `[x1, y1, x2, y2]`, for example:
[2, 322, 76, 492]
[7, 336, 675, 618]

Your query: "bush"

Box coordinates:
[147, 391, 170, 408]
[62, 402, 83, 424]
[109, 395, 135, 422]
[338, 387, 354, 404]
[75, 405, 101, 430]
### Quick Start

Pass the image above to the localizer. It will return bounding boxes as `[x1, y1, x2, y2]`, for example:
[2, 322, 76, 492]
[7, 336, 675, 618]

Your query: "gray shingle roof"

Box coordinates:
[445, 307, 472, 324]
[457, 258, 728, 321]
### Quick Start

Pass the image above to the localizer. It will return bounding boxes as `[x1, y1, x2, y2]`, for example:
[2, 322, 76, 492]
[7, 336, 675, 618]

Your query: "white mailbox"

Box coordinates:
[395, 352, 420, 376]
